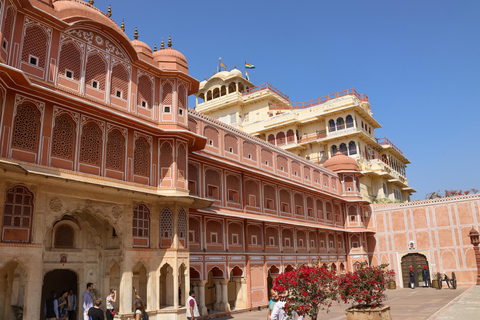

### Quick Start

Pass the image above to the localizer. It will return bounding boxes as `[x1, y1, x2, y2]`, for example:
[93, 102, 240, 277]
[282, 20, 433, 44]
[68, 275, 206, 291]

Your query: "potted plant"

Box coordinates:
[273, 264, 338, 320]
[338, 263, 394, 320]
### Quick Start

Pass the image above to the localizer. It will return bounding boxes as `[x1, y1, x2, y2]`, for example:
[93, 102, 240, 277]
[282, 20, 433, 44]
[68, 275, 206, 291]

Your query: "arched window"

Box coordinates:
[134, 138, 150, 177]
[331, 145, 338, 155]
[336, 117, 345, 130]
[276, 132, 285, 145]
[213, 87, 220, 99]
[178, 83, 187, 114]
[328, 119, 336, 131]
[80, 122, 103, 166]
[220, 85, 227, 96]
[286, 129, 295, 143]
[137, 75, 153, 109]
[133, 204, 150, 247]
[206, 91, 212, 101]
[2, 7, 15, 54]
[160, 141, 173, 178]
[178, 208, 187, 239]
[160, 206, 173, 238]
[2, 186, 34, 243]
[349, 141, 357, 155]
[12, 103, 41, 152]
[54, 225, 74, 248]
[228, 82, 236, 93]
[110, 64, 129, 100]
[58, 42, 82, 81]
[106, 130, 125, 172]
[162, 82, 173, 107]
[85, 53, 107, 91]
[267, 134, 275, 145]
[339, 143, 347, 155]
[51, 114, 76, 161]
[21, 24, 48, 69]
[346, 115, 354, 128]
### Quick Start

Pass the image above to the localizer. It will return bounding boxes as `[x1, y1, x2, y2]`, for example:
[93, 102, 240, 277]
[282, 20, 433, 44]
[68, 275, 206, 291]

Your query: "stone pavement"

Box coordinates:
[430, 285, 480, 319]
[203, 287, 469, 320]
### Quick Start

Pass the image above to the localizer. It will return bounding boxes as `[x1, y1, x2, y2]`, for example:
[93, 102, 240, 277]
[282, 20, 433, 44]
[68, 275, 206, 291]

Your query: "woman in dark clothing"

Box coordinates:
[409, 267, 415, 289]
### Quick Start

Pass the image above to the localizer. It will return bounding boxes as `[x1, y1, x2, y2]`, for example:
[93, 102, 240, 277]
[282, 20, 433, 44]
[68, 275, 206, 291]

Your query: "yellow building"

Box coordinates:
[194, 69, 415, 201]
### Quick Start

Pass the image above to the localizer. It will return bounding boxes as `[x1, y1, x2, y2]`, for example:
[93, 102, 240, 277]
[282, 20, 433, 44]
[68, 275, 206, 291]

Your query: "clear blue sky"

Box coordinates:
[99, 0, 480, 199]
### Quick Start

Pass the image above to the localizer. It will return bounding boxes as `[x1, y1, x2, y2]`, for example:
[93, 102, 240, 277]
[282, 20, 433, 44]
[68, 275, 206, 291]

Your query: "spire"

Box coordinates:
[234, 64, 236, 69]
[120, 19, 125, 32]
[154, 43, 157, 52]
[167, 35, 172, 48]
[134, 27, 138, 40]
[89, 0, 94, 5]
[204, 76, 206, 80]
[106, 4, 112, 18]
[160, 38, 165, 50]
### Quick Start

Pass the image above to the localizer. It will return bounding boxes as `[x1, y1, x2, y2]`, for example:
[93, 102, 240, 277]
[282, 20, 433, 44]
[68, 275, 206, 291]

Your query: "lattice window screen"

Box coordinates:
[110, 64, 129, 100]
[160, 142, 173, 178]
[12, 104, 41, 152]
[106, 130, 125, 171]
[85, 53, 107, 90]
[177, 144, 186, 180]
[79, 122, 103, 166]
[178, 208, 187, 239]
[52, 114, 76, 160]
[21, 25, 48, 68]
[160, 206, 173, 238]
[137, 75, 153, 108]
[58, 42, 81, 80]
[133, 138, 150, 177]
[3, 186, 33, 240]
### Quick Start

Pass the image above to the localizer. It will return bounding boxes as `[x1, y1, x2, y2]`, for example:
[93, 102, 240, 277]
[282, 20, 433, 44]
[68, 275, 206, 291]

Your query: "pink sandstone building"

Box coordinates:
[0, 1, 478, 320]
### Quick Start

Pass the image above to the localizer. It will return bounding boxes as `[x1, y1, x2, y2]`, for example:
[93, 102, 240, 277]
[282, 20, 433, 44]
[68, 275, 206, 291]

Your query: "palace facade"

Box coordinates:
[0, 1, 372, 319]
[194, 71, 415, 202]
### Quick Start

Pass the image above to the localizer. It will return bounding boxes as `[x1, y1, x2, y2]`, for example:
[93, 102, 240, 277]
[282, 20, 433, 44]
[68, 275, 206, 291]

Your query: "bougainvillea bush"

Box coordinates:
[273, 264, 338, 320]
[338, 262, 394, 308]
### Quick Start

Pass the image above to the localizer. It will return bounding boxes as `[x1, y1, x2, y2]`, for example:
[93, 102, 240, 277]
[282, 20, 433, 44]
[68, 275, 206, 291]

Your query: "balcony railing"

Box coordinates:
[297, 130, 327, 143]
[376, 137, 403, 155]
[241, 83, 290, 102]
[268, 87, 369, 111]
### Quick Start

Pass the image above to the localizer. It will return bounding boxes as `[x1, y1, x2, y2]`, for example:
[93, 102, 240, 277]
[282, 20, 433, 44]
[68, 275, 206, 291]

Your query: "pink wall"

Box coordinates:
[370, 194, 480, 287]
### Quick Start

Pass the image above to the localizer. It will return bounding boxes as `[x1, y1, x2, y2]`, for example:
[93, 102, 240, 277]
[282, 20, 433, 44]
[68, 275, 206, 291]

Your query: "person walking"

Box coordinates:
[82, 283, 94, 320]
[87, 299, 104, 320]
[45, 290, 59, 320]
[267, 289, 279, 320]
[58, 290, 70, 320]
[186, 290, 200, 320]
[106, 289, 116, 320]
[422, 266, 430, 287]
[67, 288, 77, 320]
[409, 267, 415, 289]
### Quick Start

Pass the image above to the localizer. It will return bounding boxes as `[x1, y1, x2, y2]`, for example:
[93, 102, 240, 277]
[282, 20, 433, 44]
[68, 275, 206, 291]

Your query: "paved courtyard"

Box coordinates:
[202, 286, 470, 320]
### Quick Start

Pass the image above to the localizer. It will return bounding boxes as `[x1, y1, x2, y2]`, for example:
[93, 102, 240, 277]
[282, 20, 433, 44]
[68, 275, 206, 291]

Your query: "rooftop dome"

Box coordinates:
[131, 40, 152, 58]
[229, 68, 242, 77]
[153, 36, 188, 73]
[324, 152, 359, 172]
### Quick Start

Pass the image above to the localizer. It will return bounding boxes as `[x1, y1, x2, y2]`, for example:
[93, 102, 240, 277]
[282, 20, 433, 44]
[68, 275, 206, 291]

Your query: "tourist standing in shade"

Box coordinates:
[270, 299, 303, 320]
[67, 288, 77, 320]
[82, 283, 94, 320]
[45, 290, 59, 320]
[186, 290, 200, 320]
[58, 290, 70, 320]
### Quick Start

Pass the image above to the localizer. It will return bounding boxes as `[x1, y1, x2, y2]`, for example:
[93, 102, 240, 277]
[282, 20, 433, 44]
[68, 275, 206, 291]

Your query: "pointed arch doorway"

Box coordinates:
[41, 269, 78, 320]
[401, 253, 428, 288]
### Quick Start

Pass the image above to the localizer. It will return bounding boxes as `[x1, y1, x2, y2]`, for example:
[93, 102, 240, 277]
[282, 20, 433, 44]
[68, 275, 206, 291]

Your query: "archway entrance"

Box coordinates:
[267, 265, 280, 300]
[401, 253, 428, 288]
[41, 269, 78, 320]
[0, 261, 26, 320]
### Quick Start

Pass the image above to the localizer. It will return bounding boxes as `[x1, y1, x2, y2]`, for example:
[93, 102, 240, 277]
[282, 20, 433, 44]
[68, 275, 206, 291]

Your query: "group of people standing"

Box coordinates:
[409, 265, 431, 289]
[44, 289, 76, 320]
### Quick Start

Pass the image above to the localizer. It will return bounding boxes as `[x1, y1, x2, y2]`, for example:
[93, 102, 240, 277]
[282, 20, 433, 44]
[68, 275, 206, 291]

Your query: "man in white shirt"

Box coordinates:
[270, 300, 303, 320]
[186, 290, 200, 320]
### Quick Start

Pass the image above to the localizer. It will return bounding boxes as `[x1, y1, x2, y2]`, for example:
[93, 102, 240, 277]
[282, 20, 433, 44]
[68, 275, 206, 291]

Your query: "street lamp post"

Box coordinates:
[468, 227, 480, 285]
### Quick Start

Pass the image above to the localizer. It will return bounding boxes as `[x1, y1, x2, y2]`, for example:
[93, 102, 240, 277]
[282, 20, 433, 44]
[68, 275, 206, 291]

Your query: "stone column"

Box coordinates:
[468, 227, 480, 285]
[23, 270, 42, 320]
[196, 280, 208, 315]
[220, 279, 231, 312]
[234, 278, 245, 308]
[173, 267, 179, 308]
[213, 280, 222, 310]
[119, 269, 133, 314]
[184, 267, 190, 306]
